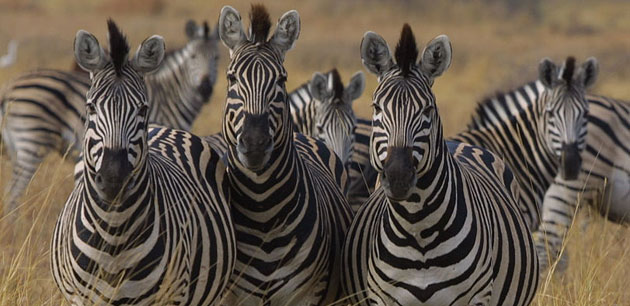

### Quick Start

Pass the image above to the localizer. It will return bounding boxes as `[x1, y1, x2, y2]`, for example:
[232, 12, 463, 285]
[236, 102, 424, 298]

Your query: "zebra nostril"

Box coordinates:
[95, 174, 103, 185]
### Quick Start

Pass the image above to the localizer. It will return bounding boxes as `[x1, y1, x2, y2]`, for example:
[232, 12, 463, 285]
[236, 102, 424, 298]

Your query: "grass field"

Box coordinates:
[1, 0, 629, 304]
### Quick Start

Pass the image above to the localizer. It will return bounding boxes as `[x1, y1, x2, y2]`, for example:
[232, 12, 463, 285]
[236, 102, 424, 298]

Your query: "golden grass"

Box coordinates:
[1, 0, 630, 304]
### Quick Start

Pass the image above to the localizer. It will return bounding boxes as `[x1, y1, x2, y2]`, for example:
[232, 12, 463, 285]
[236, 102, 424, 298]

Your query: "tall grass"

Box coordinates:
[1, 0, 630, 304]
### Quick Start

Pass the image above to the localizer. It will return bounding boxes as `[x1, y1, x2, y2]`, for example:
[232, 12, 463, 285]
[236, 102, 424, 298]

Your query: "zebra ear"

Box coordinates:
[360, 31, 393, 76]
[579, 57, 599, 89]
[345, 71, 365, 102]
[132, 35, 165, 74]
[419, 35, 452, 80]
[538, 58, 558, 89]
[270, 10, 300, 56]
[74, 30, 108, 73]
[185, 20, 198, 39]
[219, 6, 247, 55]
[309, 72, 332, 102]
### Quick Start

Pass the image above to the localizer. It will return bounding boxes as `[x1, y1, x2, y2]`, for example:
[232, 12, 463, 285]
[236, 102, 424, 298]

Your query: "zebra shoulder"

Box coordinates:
[293, 132, 348, 194]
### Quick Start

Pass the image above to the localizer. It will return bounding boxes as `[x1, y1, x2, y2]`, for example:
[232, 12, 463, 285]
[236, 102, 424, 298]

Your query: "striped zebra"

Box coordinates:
[215, 5, 353, 304]
[288, 68, 377, 210]
[535, 93, 630, 272]
[341, 24, 538, 305]
[50, 21, 235, 305]
[451, 57, 598, 232]
[0, 20, 219, 214]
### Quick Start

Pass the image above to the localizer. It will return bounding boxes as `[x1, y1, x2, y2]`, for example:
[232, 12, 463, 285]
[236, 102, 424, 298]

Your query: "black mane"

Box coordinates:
[329, 68, 344, 101]
[107, 19, 129, 76]
[250, 4, 271, 43]
[394, 23, 418, 77]
[562, 56, 576, 85]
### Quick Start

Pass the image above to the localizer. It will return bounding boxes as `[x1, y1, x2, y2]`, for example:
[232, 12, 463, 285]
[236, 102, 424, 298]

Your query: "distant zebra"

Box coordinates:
[50, 20, 235, 305]
[341, 24, 538, 305]
[535, 94, 630, 272]
[214, 5, 353, 304]
[0, 20, 219, 214]
[451, 57, 598, 232]
[288, 68, 377, 210]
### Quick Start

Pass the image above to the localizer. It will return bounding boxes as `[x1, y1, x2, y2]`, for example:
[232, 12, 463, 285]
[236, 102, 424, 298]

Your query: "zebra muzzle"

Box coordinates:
[381, 146, 417, 202]
[237, 113, 273, 171]
[94, 149, 134, 202]
[560, 142, 582, 180]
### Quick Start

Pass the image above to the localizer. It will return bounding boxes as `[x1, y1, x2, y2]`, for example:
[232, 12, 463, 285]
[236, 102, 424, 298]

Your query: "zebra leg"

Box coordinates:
[2, 148, 47, 218]
[534, 175, 591, 274]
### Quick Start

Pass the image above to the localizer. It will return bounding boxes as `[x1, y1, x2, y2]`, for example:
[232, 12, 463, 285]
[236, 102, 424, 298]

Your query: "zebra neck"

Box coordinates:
[288, 82, 315, 135]
[145, 47, 206, 130]
[384, 141, 462, 244]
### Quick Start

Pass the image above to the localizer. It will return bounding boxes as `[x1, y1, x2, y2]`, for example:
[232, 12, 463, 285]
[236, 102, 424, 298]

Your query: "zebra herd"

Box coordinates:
[0, 3, 629, 305]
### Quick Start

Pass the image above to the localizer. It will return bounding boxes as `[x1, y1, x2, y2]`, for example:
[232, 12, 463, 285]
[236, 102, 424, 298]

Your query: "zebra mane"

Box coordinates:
[561, 56, 576, 85]
[249, 4, 271, 43]
[330, 68, 344, 101]
[107, 19, 129, 76]
[394, 23, 418, 77]
[468, 81, 538, 129]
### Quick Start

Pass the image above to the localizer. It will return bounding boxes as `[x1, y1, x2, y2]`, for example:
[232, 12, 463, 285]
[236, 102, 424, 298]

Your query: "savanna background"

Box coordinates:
[0, 0, 629, 304]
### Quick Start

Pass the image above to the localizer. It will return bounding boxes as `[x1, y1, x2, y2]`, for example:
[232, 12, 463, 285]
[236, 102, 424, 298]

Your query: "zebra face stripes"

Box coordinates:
[219, 6, 298, 172]
[182, 20, 219, 102]
[538, 57, 598, 180]
[76, 26, 163, 203]
[363, 28, 451, 202]
[309, 69, 364, 166]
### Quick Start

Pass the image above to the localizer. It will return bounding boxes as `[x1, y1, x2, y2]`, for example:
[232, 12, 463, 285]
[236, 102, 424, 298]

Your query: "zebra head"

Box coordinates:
[219, 5, 300, 172]
[361, 24, 451, 202]
[74, 20, 165, 203]
[184, 20, 219, 102]
[309, 69, 364, 166]
[539, 56, 598, 180]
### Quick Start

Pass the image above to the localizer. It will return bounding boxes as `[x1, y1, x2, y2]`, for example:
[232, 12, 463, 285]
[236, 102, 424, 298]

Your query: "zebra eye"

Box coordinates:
[277, 75, 287, 85]
[227, 73, 237, 83]
[316, 124, 323, 134]
[138, 105, 148, 118]
[422, 105, 434, 116]
[372, 103, 382, 113]
[86, 103, 96, 115]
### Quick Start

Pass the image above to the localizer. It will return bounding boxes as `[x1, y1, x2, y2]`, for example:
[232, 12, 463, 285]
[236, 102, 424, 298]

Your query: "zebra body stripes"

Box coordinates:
[451, 57, 598, 232]
[341, 25, 538, 305]
[0, 20, 219, 214]
[535, 94, 630, 271]
[287, 69, 377, 211]
[216, 5, 352, 304]
[50, 21, 235, 305]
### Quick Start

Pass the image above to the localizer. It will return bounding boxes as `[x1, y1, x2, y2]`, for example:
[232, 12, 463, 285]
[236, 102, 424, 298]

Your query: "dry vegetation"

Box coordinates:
[0, 0, 629, 305]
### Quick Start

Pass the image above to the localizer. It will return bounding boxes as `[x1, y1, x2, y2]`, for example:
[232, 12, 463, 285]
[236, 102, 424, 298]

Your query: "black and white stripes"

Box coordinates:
[50, 20, 235, 305]
[341, 24, 538, 305]
[216, 5, 352, 304]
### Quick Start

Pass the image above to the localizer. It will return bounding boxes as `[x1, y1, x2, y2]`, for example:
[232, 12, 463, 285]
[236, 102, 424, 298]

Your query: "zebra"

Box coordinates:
[451, 57, 598, 232]
[287, 68, 378, 210]
[341, 24, 538, 305]
[215, 5, 353, 304]
[0, 20, 219, 215]
[534, 93, 630, 272]
[50, 20, 235, 305]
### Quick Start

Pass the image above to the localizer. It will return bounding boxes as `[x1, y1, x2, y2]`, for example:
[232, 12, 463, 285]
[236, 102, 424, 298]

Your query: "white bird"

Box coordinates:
[0, 40, 18, 68]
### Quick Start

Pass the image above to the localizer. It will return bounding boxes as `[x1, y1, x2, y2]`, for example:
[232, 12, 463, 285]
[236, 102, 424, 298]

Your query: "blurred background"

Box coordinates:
[0, 0, 629, 304]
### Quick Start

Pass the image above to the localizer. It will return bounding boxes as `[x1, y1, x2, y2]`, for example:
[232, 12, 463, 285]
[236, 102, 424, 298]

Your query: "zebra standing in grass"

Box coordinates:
[50, 21, 235, 305]
[288, 68, 377, 210]
[0, 20, 219, 214]
[341, 24, 538, 305]
[215, 5, 353, 304]
[535, 93, 630, 272]
[451, 57, 598, 232]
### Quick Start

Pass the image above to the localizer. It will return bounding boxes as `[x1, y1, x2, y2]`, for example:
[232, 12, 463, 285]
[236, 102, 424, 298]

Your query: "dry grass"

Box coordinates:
[1, 0, 629, 304]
